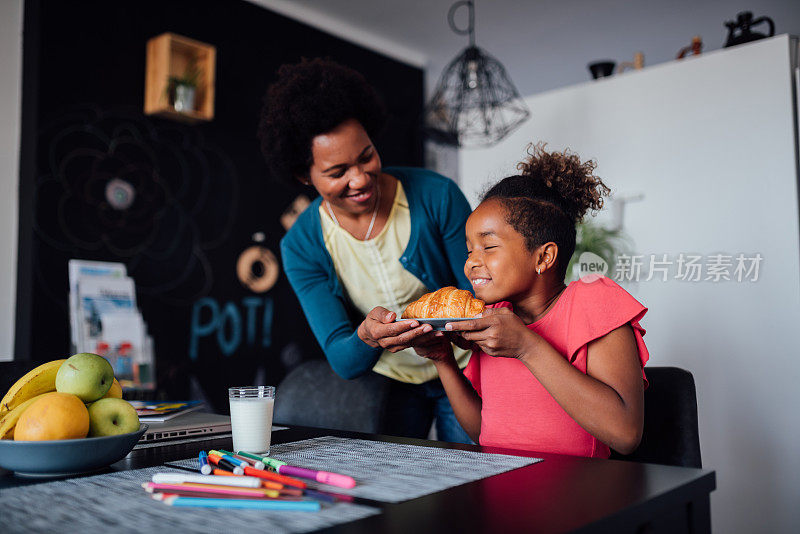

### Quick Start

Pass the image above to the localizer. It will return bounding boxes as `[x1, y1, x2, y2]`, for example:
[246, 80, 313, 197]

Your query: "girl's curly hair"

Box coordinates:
[482, 142, 611, 278]
[257, 58, 387, 185]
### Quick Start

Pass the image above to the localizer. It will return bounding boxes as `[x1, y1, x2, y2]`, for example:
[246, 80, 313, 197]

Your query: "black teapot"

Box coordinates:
[724, 11, 775, 48]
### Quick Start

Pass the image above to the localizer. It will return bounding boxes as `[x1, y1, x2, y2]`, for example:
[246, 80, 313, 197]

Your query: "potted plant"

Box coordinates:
[566, 221, 632, 282]
[167, 58, 202, 113]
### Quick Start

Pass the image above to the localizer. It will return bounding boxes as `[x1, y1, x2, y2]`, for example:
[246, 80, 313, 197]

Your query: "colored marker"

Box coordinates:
[242, 465, 306, 489]
[198, 451, 212, 475]
[207, 453, 245, 475]
[210, 468, 284, 490]
[238, 452, 356, 489]
[210, 450, 249, 469]
[303, 488, 338, 503]
[142, 482, 279, 498]
[151, 473, 261, 488]
[216, 449, 266, 470]
[160, 495, 321, 511]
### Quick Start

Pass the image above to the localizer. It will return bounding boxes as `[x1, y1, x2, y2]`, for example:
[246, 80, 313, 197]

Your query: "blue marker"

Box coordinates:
[198, 451, 212, 475]
[210, 450, 249, 470]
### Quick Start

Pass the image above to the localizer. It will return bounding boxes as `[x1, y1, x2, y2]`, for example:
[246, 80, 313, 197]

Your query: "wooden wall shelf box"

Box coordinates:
[144, 32, 216, 123]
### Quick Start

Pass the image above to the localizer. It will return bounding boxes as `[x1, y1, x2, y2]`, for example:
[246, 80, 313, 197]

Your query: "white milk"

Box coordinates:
[229, 397, 274, 454]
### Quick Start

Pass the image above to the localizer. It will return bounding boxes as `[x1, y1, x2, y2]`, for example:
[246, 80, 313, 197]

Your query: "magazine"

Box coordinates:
[129, 400, 205, 422]
[68, 260, 127, 353]
[75, 275, 137, 352]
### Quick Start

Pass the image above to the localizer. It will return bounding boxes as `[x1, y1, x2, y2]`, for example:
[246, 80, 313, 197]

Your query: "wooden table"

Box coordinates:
[0, 425, 715, 533]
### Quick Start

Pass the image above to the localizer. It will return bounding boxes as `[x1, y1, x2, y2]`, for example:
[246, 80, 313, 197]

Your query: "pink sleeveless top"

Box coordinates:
[463, 276, 649, 458]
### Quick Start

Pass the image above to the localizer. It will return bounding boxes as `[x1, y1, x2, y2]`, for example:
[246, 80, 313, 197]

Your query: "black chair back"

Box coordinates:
[273, 360, 390, 434]
[611, 366, 702, 468]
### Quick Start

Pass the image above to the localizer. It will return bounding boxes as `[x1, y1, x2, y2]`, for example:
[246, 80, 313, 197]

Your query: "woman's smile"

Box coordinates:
[344, 184, 376, 203]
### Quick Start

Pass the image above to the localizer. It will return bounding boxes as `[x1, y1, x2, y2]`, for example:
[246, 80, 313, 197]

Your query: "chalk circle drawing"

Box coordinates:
[105, 178, 136, 210]
[33, 104, 240, 306]
[237, 246, 279, 293]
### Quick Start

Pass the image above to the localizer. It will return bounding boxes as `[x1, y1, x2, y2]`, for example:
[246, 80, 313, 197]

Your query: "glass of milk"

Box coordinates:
[228, 386, 275, 454]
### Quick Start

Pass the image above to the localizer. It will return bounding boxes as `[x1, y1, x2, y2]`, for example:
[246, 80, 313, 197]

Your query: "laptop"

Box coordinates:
[137, 411, 232, 444]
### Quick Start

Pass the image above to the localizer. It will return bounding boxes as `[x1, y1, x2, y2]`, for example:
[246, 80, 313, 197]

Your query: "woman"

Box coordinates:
[258, 58, 473, 443]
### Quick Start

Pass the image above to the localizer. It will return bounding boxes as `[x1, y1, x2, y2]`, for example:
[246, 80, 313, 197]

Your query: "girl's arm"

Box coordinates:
[519, 324, 644, 454]
[448, 309, 644, 454]
[413, 334, 482, 442]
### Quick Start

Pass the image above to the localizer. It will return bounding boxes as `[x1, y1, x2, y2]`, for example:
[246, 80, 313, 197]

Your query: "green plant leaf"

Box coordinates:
[566, 221, 633, 281]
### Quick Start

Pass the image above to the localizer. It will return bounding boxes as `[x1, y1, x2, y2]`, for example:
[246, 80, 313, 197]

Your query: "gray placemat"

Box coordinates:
[0, 464, 379, 534]
[169, 435, 541, 503]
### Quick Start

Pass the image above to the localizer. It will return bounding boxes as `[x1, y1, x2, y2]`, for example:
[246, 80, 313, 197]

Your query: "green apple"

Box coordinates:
[87, 398, 141, 436]
[55, 353, 114, 402]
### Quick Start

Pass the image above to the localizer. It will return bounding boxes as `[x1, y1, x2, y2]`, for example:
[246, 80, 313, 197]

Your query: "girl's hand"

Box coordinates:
[445, 307, 537, 359]
[412, 331, 456, 365]
[357, 306, 433, 352]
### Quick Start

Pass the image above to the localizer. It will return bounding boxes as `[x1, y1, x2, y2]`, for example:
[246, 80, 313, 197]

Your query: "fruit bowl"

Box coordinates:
[0, 423, 148, 477]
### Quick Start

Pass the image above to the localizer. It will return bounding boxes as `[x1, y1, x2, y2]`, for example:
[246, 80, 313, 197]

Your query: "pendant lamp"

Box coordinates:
[424, 1, 530, 148]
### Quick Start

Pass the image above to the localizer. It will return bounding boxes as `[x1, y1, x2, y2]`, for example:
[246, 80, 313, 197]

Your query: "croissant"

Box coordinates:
[401, 287, 485, 319]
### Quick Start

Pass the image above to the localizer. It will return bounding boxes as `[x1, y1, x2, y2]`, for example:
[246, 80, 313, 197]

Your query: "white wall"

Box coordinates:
[0, 0, 22, 361]
[430, 0, 800, 96]
[459, 35, 800, 533]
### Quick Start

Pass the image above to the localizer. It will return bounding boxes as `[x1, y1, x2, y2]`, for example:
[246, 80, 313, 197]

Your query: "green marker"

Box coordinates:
[236, 450, 285, 471]
[213, 449, 265, 470]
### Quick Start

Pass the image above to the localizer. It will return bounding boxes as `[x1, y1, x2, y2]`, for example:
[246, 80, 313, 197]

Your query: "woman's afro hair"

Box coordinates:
[257, 58, 387, 185]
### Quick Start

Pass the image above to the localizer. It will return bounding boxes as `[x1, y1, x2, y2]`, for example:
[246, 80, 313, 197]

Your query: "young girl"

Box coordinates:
[415, 143, 649, 457]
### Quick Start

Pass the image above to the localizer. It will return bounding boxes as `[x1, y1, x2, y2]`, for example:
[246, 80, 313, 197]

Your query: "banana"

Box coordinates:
[0, 359, 65, 413]
[0, 394, 46, 439]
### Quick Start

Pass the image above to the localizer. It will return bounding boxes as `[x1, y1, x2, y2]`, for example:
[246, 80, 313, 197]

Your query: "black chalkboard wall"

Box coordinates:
[15, 0, 424, 412]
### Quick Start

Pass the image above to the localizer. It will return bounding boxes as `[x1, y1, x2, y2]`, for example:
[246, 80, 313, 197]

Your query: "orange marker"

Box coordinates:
[207, 453, 244, 475]
[212, 467, 283, 490]
[243, 466, 307, 489]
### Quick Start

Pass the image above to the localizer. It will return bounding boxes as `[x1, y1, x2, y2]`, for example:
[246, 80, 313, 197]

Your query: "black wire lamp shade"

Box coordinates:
[424, 1, 530, 148]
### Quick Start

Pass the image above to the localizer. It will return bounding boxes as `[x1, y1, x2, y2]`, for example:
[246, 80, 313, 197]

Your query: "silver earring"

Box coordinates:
[536, 268, 541, 275]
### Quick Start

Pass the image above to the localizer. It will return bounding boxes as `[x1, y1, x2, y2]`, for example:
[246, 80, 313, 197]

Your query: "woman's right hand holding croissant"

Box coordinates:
[357, 306, 434, 352]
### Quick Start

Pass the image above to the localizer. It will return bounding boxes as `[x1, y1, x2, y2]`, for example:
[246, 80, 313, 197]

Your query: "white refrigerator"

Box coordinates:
[459, 34, 800, 534]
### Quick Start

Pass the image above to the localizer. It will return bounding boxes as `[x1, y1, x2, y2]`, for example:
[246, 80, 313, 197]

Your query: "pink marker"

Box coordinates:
[278, 465, 356, 489]
[238, 451, 357, 489]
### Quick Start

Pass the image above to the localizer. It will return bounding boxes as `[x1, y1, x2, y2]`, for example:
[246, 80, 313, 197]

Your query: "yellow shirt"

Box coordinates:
[320, 181, 470, 383]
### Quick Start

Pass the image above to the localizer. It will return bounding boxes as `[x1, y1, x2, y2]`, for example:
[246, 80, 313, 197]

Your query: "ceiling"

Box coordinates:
[251, 0, 800, 97]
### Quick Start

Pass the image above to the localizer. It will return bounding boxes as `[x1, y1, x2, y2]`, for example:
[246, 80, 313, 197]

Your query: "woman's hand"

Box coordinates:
[357, 306, 433, 352]
[445, 307, 537, 359]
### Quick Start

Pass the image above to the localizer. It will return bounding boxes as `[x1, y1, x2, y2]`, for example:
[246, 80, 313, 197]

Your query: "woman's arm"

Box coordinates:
[281, 237, 381, 379]
[413, 334, 482, 442]
[448, 309, 644, 454]
[282, 236, 432, 379]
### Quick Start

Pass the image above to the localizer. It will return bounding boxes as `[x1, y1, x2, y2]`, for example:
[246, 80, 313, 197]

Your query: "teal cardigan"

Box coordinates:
[280, 167, 472, 379]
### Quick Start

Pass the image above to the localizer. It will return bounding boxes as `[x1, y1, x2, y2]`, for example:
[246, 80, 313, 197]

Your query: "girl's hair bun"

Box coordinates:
[514, 142, 609, 223]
